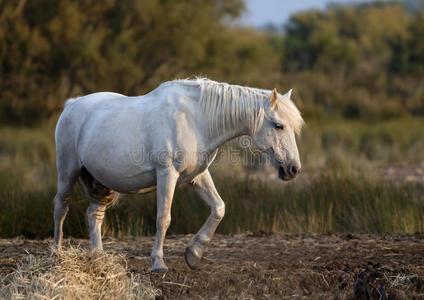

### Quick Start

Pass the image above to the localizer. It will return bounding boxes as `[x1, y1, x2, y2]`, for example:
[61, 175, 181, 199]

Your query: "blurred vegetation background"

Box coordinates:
[2, 0, 424, 123]
[0, 0, 423, 238]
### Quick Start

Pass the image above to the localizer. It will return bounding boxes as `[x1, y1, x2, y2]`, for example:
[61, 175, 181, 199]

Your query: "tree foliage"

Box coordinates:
[0, 0, 423, 124]
[1, 0, 278, 124]
[282, 2, 424, 119]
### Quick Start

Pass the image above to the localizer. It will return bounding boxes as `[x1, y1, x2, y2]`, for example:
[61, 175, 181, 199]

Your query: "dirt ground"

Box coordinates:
[1, 233, 423, 299]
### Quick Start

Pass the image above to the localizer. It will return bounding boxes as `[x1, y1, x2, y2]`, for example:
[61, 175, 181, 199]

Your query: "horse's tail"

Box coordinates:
[64, 96, 80, 108]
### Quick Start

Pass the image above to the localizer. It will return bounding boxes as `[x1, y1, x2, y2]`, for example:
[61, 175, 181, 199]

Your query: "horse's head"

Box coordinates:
[251, 88, 303, 181]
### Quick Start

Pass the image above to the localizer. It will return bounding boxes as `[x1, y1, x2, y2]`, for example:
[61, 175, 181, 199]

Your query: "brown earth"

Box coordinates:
[1, 233, 423, 299]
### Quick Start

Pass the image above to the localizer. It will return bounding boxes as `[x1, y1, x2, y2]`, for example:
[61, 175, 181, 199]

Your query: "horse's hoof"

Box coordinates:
[150, 259, 168, 273]
[184, 247, 201, 269]
[150, 266, 168, 273]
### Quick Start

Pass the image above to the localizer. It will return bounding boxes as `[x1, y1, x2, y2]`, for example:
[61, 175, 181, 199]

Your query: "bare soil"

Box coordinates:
[1, 233, 423, 299]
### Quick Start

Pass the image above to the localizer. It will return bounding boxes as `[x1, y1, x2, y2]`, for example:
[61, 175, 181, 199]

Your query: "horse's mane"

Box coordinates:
[168, 78, 303, 137]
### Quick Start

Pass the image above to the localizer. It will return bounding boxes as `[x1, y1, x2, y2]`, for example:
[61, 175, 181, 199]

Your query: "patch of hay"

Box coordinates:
[0, 246, 160, 300]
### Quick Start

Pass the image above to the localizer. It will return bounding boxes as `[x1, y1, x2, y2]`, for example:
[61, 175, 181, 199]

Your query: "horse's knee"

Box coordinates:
[213, 203, 225, 220]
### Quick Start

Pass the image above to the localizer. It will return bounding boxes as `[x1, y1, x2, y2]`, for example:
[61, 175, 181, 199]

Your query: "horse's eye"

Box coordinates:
[274, 123, 284, 130]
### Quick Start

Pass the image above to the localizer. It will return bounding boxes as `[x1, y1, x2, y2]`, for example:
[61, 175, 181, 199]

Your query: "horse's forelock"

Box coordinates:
[276, 95, 304, 136]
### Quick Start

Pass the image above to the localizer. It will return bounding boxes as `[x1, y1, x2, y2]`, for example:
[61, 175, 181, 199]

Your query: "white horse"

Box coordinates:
[54, 78, 304, 273]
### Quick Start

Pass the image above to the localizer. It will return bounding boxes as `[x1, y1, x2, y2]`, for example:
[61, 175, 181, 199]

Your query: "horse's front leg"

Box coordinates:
[185, 169, 225, 269]
[150, 167, 179, 273]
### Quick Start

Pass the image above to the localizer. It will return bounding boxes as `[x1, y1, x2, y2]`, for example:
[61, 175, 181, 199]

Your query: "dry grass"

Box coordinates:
[387, 273, 419, 289]
[0, 246, 160, 300]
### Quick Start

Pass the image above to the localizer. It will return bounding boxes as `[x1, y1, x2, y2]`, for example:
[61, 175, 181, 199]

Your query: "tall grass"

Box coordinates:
[0, 119, 423, 238]
[104, 171, 424, 236]
[1, 168, 423, 238]
[300, 117, 424, 168]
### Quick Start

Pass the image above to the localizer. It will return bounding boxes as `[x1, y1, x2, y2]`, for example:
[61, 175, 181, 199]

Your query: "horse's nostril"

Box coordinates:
[290, 165, 298, 176]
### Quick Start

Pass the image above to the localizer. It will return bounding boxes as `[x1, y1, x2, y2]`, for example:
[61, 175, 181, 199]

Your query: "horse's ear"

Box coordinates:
[283, 89, 293, 99]
[270, 88, 278, 109]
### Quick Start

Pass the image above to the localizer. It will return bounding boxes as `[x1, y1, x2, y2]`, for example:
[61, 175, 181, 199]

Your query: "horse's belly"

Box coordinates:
[79, 128, 158, 193]
[112, 170, 157, 194]
[84, 162, 157, 194]
[131, 185, 157, 194]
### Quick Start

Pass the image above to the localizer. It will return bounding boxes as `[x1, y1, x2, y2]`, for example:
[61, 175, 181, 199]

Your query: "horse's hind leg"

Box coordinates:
[86, 197, 118, 250]
[86, 201, 107, 250]
[185, 169, 225, 269]
[54, 163, 80, 249]
[81, 167, 119, 250]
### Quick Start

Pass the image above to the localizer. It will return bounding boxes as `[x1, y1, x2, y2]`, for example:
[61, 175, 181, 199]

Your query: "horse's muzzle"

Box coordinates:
[278, 164, 300, 181]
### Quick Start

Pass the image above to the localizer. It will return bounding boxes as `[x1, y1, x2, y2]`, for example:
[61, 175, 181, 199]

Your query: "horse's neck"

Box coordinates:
[206, 126, 249, 151]
[194, 86, 252, 152]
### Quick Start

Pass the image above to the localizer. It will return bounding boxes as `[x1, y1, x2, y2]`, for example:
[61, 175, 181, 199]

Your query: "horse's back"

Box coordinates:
[63, 92, 128, 112]
[64, 92, 124, 108]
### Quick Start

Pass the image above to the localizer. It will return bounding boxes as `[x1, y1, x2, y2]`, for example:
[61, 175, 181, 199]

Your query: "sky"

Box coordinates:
[242, 0, 374, 27]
